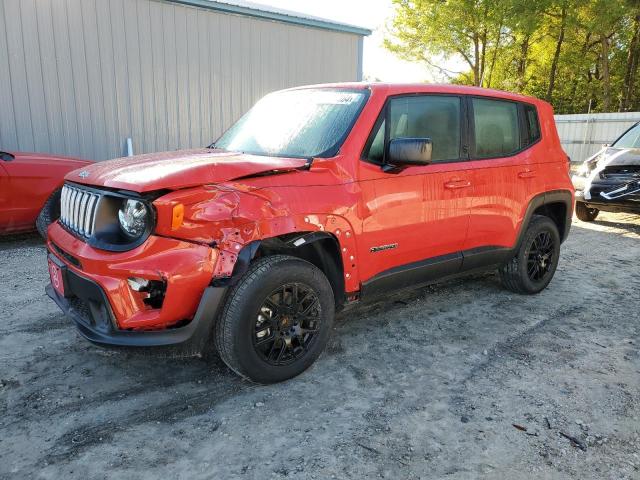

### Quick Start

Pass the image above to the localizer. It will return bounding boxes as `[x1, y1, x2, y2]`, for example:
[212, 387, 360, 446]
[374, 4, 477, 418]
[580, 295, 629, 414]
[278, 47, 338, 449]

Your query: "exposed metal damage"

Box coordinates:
[573, 143, 640, 217]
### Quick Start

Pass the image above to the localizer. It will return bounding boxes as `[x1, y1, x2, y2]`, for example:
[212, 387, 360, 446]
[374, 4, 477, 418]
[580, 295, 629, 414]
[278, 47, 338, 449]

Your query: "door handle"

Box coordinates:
[444, 178, 472, 189]
[518, 169, 537, 179]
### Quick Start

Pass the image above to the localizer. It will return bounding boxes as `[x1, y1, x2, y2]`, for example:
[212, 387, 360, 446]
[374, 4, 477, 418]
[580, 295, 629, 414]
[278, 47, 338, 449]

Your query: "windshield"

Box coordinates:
[613, 123, 640, 148]
[213, 88, 369, 158]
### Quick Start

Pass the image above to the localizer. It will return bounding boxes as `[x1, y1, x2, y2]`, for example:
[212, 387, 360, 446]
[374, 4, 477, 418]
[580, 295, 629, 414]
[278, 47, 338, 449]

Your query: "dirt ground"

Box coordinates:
[1, 211, 639, 480]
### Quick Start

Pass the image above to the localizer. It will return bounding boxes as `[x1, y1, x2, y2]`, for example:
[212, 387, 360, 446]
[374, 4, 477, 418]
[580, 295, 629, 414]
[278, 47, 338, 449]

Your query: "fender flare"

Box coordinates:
[211, 212, 360, 292]
[515, 189, 573, 250]
[213, 231, 346, 289]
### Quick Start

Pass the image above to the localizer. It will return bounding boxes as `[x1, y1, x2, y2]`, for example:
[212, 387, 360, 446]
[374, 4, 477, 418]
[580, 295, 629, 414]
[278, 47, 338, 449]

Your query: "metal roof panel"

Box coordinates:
[163, 0, 372, 36]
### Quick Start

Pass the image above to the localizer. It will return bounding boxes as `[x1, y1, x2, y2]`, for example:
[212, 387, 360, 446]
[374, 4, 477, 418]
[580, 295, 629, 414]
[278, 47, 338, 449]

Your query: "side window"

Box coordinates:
[367, 119, 386, 163]
[364, 95, 461, 163]
[472, 98, 520, 157]
[522, 104, 541, 147]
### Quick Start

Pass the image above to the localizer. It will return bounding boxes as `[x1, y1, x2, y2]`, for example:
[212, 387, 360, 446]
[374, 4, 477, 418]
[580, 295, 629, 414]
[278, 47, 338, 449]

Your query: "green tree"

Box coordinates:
[620, 1, 640, 110]
[385, 0, 640, 113]
[384, 0, 508, 87]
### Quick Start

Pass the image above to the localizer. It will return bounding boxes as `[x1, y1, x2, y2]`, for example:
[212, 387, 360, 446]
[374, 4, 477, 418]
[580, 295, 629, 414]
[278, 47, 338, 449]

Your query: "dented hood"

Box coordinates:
[66, 149, 309, 192]
[599, 147, 640, 167]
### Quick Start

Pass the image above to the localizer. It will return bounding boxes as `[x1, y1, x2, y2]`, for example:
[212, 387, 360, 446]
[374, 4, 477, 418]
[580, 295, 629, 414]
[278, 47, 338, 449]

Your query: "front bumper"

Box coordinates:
[46, 279, 226, 348]
[574, 176, 640, 213]
[46, 221, 227, 347]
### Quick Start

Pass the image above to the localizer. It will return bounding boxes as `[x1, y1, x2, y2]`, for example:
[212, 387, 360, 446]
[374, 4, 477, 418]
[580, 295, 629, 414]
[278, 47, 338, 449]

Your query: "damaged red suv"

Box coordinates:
[46, 84, 573, 383]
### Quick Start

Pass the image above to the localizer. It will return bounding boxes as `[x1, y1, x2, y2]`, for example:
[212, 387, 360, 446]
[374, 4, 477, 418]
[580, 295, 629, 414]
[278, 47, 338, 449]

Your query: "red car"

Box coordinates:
[0, 150, 91, 237]
[46, 83, 574, 383]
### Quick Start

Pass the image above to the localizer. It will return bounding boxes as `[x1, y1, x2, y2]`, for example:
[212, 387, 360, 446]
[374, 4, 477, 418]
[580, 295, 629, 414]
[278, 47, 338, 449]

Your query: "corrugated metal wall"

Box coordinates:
[0, 0, 361, 160]
[555, 112, 640, 163]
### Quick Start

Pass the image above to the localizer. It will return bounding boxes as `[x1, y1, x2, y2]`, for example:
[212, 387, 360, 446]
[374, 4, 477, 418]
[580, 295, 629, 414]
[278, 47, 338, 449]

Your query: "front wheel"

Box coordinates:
[575, 201, 599, 222]
[214, 255, 335, 384]
[499, 215, 561, 295]
[36, 188, 62, 239]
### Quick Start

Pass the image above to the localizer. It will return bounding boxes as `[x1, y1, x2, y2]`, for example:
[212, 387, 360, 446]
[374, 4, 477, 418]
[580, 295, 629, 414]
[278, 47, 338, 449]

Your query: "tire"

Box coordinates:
[575, 201, 599, 222]
[214, 255, 335, 384]
[36, 188, 62, 239]
[499, 215, 561, 295]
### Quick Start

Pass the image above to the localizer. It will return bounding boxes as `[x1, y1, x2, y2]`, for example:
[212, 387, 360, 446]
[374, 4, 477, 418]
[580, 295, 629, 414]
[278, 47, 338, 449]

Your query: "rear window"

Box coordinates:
[472, 98, 520, 157]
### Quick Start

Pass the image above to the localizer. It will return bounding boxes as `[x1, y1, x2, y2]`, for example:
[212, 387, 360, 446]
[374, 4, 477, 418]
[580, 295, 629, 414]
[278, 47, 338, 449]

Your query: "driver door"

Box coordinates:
[357, 94, 473, 291]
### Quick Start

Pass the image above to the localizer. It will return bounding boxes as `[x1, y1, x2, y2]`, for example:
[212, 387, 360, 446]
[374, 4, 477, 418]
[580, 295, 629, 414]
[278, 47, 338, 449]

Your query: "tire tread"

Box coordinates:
[36, 188, 61, 239]
[499, 215, 560, 295]
[214, 255, 329, 382]
[575, 201, 599, 222]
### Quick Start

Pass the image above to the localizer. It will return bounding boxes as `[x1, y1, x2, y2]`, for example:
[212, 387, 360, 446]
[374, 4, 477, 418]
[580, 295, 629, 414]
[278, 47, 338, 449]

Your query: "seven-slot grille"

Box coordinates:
[60, 184, 100, 238]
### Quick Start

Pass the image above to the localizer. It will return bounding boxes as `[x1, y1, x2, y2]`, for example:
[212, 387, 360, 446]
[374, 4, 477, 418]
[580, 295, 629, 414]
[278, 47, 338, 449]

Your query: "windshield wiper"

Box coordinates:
[207, 143, 226, 151]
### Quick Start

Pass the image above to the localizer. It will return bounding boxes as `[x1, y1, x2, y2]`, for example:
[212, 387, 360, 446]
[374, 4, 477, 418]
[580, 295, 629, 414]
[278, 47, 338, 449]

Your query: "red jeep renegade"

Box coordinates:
[46, 84, 573, 383]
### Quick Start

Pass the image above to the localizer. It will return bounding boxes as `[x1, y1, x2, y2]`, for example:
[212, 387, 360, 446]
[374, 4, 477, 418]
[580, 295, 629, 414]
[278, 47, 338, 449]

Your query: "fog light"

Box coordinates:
[128, 278, 167, 309]
[128, 277, 150, 291]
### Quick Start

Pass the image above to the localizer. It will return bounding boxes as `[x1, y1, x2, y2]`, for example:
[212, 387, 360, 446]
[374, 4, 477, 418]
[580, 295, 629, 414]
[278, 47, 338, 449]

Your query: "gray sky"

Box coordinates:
[249, 0, 446, 82]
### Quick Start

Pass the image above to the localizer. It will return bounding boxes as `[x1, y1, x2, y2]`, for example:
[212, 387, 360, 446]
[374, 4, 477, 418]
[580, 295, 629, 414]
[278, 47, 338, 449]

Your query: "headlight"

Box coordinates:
[576, 162, 592, 177]
[118, 199, 148, 239]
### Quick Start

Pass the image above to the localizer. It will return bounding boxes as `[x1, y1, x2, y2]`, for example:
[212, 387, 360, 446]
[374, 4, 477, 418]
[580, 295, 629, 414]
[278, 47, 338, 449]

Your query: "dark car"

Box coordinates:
[572, 122, 640, 221]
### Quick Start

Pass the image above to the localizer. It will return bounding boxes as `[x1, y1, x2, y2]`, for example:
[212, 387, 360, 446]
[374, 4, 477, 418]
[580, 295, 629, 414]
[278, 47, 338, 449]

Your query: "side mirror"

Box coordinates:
[387, 138, 433, 167]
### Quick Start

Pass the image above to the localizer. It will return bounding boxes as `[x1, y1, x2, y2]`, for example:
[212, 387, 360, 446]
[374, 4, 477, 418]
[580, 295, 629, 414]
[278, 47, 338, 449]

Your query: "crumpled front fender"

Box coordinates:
[153, 185, 361, 292]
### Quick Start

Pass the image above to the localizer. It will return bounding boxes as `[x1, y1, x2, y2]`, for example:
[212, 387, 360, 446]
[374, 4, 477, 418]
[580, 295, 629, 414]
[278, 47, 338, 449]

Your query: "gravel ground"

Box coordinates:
[1, 212, 639, 480]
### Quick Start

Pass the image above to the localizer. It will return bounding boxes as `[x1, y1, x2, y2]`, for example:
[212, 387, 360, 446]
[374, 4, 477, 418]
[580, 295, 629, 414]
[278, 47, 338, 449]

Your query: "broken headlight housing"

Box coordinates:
[576, 162, 593, 177]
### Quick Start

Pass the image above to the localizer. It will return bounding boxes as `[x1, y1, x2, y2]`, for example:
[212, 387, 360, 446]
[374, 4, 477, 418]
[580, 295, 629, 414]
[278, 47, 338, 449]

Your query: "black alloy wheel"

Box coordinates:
[526, 231, 555, 282]
[499, 215, 561, 294]
[214, 255, 334, 384]
[252, 283, 321, 366]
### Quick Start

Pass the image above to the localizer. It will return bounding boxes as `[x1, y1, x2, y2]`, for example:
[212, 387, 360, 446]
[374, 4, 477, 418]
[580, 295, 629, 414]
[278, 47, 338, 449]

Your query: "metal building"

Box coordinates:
[0, 0, 370, 160]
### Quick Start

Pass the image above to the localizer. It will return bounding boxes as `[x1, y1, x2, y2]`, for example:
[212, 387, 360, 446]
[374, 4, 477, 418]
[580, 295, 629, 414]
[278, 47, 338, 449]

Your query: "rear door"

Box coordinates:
[464, 97, 539, 258]
[358, 94, 473, 284]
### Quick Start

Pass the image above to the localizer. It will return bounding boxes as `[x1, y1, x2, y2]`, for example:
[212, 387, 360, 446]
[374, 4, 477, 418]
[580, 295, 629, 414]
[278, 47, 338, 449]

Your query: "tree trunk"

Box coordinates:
[601, 35, 611, 111]
[546, 3, 567, 102]
[473, 34, 481, 86]
[516, 34, 530, 91]
[621, 14, 640, 111]
[486, 25, 502, 88]
[479, 30, 487, 87]
[569, 33, 591, 113]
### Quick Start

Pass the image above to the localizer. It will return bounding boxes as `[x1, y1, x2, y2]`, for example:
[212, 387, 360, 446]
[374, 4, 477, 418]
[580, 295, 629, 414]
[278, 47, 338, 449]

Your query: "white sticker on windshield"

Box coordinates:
[311, 92, 361, 105]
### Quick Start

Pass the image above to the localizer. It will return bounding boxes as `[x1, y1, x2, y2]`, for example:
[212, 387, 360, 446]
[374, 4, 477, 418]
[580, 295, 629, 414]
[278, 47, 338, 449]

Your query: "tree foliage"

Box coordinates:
[385, 0, 640, 113]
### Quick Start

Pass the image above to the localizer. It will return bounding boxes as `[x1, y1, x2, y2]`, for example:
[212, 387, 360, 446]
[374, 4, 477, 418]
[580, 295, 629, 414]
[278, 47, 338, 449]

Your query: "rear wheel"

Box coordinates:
[36, 188, 62, 239]
[214, 255, 334, 384]
[499, 215, 561, 294]
[575, 201, 599, 222]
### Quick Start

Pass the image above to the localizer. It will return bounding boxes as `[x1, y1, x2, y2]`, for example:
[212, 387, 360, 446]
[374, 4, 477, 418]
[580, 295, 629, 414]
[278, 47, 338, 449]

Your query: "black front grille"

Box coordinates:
[67, 297, 92, 326]
[64, 268, 116, 332]
[600, 166, 640, 180]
